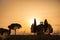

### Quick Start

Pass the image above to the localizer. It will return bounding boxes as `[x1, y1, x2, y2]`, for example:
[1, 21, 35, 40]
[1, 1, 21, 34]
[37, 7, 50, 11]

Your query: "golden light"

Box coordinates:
[29, 18, 40, 26]
[30, 19, 34, 25]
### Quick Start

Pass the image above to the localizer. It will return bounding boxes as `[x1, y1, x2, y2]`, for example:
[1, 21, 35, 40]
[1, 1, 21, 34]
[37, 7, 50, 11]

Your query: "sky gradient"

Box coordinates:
[0, 0, 60, 35]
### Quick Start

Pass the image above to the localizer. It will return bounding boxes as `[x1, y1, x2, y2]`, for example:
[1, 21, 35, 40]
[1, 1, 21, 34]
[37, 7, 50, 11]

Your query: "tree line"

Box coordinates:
[31, 18, 53, 35]
[0, 18, 53, 40]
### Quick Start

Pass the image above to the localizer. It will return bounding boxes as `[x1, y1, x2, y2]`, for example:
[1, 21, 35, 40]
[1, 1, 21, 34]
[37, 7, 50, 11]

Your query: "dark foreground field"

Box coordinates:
[1, 35, 60, 40]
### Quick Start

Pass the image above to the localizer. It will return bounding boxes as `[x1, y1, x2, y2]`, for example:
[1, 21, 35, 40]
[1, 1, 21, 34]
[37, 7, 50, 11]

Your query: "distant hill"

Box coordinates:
[0, 35, 60, 40]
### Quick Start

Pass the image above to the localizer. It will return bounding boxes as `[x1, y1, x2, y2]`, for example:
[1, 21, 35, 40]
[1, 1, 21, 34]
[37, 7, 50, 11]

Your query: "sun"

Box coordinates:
[30, 19, 34, 25]
[29, 18, 40, 25]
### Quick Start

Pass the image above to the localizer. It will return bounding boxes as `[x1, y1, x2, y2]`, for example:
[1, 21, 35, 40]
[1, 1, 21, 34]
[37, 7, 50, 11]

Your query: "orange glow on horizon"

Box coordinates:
[0, 0, 60, 35]
[29, 18, 40, 26]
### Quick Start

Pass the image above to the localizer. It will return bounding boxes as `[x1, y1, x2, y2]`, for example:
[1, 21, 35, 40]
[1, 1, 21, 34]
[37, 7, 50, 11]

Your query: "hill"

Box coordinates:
[0, 35, 60, 40]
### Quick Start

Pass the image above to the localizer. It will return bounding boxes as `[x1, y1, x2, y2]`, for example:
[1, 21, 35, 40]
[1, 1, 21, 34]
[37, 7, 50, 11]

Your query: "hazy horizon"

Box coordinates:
[0, 0, 60, 35]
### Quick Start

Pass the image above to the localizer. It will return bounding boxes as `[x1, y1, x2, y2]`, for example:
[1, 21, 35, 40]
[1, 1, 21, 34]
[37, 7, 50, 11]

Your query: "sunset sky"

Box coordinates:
[0, 0, 60, 35]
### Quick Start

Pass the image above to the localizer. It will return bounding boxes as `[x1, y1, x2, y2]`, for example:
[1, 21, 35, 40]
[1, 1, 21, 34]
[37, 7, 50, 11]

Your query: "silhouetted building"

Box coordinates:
[31, 19, 53, 35]
[37, 22, 44, 35]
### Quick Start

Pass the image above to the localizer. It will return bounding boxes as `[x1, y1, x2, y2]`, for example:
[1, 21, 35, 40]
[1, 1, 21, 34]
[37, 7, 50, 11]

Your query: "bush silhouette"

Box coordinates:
[0, 28, 10, 40]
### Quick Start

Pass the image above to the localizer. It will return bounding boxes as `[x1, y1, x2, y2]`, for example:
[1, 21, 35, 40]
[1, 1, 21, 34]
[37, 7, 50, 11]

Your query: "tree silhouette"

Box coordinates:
[0, 28, 10, 40]
[8, 25, 12, 35]
[31, 24, 36, 33]
[46, 24, 53, 35]
[31, 18, 37, 34]
[8, 23, 22, 35]
[44, 19, 53, 35]
[44, 19, 48, 32]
